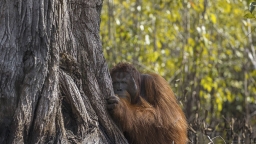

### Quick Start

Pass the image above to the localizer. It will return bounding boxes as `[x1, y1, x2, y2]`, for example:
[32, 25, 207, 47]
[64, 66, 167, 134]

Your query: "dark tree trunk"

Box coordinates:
[0, 0, 127, 143]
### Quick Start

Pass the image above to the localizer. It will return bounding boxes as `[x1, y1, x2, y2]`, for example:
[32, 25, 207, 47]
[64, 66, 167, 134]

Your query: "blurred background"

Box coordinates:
[100, 0, 256, 143]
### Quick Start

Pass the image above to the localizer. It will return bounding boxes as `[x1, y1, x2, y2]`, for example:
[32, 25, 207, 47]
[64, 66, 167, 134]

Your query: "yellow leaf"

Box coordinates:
[188, 38, 195, 46]
[157, 40, 162, 48]
[210, 14, 217, 24]
[218, 103, 222, 111]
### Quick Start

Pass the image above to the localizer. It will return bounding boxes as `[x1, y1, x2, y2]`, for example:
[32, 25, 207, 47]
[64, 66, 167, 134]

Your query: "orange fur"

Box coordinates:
[110, 63, 187, 144]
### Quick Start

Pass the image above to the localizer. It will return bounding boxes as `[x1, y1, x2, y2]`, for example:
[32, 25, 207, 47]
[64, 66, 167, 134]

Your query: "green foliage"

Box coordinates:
[100, 0, 256, 138]
[244, 13, 255, 19]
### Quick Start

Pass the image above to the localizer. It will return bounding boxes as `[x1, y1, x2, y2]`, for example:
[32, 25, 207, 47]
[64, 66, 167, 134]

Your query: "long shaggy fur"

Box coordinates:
[110, 63, 188, 144]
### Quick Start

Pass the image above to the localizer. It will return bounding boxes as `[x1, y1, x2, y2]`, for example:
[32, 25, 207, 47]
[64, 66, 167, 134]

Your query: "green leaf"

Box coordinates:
[244, 13, 255, 19]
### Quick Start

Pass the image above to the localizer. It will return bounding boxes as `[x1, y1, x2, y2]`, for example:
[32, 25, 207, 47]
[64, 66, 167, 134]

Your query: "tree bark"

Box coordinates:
[0, 0, 127, 143]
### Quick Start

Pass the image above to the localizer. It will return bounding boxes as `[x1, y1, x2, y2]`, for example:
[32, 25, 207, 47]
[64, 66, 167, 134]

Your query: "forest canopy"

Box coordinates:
[100, 0, 256, 142]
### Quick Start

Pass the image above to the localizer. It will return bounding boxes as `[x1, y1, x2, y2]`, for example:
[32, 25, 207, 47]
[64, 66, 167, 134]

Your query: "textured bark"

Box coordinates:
[0, 0, 127, 143]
